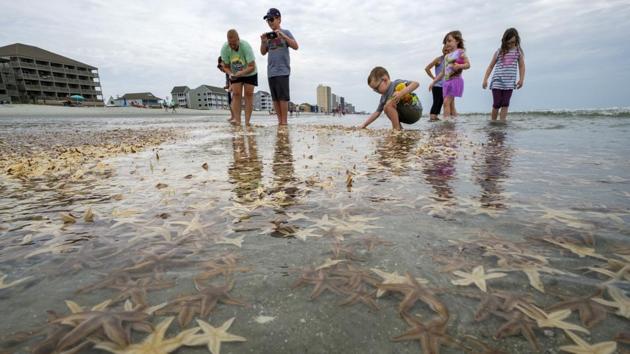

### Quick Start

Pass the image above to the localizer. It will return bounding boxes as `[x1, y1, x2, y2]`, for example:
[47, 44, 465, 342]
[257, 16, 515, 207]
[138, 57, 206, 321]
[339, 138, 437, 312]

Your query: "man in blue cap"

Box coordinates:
[260, 8, 299, 125]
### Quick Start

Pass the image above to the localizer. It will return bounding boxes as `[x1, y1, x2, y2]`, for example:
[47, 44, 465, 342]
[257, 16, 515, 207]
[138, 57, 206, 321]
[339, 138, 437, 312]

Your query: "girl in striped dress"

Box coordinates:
[482, 28, 526, 121]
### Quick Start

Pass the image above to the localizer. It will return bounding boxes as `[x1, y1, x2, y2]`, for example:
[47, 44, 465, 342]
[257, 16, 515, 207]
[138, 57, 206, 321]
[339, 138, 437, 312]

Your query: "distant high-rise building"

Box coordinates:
[316, 84, 331, 113]
[331, 93, 338, 111]
[339, 96, 345, 112]
[0, 43, 103, 105]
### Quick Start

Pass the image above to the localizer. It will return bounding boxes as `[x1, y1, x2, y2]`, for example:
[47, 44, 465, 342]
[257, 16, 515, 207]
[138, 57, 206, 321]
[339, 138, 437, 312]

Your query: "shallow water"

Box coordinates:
[0, 112, 629, 353]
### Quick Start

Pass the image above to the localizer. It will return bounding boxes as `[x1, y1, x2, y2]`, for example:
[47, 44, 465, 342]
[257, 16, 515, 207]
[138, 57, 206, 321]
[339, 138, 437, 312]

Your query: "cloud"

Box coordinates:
[1, 0, 628, 111]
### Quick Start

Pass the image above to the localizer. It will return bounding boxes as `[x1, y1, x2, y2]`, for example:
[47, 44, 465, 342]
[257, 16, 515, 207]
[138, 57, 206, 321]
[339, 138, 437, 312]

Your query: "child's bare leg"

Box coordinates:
[443, 97, 452, 118]
[491, 108, 499, 120]
[450, 100, 456, 117]
[383, 104, 402, 130]
[499, 107, 509, 121]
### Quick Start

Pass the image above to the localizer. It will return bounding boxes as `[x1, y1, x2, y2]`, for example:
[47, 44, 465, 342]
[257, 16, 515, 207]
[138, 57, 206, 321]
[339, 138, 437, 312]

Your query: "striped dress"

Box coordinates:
[490, 48, 521, 90]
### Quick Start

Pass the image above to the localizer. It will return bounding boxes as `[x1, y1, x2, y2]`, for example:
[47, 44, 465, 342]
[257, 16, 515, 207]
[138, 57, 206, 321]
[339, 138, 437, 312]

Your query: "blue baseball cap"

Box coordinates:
[263, 8, 281, 20]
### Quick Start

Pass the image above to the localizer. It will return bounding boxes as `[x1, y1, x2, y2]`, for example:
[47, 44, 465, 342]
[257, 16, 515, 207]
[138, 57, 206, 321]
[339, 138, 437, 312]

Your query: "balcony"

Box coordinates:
[18, 61, 36, 68]
[19, 73, 40, 80]
[24, 84, 42, 91]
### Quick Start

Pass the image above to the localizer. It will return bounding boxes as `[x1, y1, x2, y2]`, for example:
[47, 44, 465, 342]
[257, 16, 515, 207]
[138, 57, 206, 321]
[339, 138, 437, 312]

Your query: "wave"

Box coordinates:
[460, 107, 630, 118]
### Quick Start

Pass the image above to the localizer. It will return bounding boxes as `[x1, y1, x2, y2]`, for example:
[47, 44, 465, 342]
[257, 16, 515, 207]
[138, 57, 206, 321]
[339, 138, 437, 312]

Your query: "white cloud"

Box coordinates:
[1, 0, 628, 111]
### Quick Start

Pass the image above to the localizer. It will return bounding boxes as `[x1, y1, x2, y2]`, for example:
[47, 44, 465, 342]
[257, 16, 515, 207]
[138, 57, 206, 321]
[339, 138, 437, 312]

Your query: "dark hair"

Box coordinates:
[443, 30, 465, 49]
[499, 28, 522, 58]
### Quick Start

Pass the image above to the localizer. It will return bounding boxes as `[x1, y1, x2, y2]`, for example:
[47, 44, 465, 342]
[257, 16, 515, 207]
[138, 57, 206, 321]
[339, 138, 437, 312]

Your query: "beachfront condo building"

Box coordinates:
[171, 86, 190, 108]
[316, 84, 331, 113]
[189, 85, 228, 110]
[254, 91, 272, 111]
[0, 43, 103, 105]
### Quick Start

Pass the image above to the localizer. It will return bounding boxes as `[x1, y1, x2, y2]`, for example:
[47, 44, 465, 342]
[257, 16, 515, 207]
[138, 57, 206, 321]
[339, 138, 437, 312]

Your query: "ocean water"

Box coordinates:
[0, 110, 629, 353]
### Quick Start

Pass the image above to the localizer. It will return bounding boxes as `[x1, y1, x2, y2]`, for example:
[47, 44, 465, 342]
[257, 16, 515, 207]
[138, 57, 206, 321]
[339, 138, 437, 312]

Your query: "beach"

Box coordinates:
[0, 106, 629, 354]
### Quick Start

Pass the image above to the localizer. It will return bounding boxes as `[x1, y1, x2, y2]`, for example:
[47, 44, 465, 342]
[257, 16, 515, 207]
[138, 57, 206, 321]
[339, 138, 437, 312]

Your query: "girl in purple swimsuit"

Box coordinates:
[429, 31, 470, 119]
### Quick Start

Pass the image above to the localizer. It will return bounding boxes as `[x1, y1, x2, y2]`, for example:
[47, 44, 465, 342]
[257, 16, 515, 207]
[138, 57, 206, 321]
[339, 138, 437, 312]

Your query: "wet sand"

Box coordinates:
[0, 108, 629, 353]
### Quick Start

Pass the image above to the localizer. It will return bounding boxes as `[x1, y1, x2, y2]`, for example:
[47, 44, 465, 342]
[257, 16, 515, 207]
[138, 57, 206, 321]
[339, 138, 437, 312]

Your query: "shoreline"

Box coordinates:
[0, 104, 334, 117]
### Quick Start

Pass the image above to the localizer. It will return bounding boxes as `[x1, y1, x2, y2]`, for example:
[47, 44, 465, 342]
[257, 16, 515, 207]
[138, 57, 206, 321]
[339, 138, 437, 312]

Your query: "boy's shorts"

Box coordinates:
[269, 75, 290, 101]
[397, 103, 422, 124]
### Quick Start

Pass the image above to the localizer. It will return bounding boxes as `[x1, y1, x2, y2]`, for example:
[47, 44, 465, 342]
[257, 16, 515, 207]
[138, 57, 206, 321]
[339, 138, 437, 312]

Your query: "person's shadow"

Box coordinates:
[227, 127, 263, 200]
[473, 126, 513, 209]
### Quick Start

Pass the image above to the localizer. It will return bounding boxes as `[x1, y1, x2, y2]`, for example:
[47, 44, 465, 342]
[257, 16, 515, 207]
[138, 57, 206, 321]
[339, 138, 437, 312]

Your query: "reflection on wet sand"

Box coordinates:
[227, 127, 263, 200]
[271, 126, 298, 206]
[372, 131, 418, 176]
[474, 126, 513, 209]
[422, 123, 457, 201]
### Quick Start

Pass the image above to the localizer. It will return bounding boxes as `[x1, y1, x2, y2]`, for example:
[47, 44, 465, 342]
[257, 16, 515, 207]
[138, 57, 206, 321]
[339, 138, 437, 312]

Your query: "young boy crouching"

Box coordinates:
[359, 66, 422, 130]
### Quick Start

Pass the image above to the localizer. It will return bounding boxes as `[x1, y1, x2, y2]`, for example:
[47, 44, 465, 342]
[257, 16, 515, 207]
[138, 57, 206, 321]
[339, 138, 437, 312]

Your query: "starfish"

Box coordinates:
[451, 266, 506, 292]
[315, 258, 345, 271]
[333, 217, 382, 234]
[280, 227, 322, 242]
[107, 276, 175, 307]
[329, 241, 364, 261]
[110, 216, 147, 230]
[559, 330, 617, 354]
[94, 317, 199, 354]
[160, 281, 248, 326]
[304, 270, 343, 300]
[360, 236, 393, 252]
[378, 273, 448, 319]
[128, 224, 174, 244]
[432, 254, 475, 273]
[371, 268, 429, 298]
[546, 290, 608, 328]
[337, 284, 380, 311]
[537, 204, 595, 229]
[493, 310, 541, 352]
[516, 303, 589, 334]
[592, 285, 630, 319]
[24, 240, 80, 259]
[542, 237, 606, 260]
[169, 214, 214, 237]
[52, 301, 153, 351]
[184, 318, 246, 354]
[285, 212, 310, 222]
[392, 312, 455, 354]
[0, 272, 33, 289]
[194, 254, 250, 282]
[215, 235, 245, 248]
[310, 214, 337, 230]
[490, 263, 565, 293]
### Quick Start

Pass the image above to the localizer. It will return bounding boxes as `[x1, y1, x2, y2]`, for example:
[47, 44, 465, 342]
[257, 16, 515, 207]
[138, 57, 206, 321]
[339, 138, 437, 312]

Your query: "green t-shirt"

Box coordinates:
[220, 40, 257, 77]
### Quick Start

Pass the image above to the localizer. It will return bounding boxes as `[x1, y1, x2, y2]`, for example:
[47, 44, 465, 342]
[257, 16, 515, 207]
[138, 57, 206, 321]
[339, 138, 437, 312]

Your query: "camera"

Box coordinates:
[265, 32, 278, 40]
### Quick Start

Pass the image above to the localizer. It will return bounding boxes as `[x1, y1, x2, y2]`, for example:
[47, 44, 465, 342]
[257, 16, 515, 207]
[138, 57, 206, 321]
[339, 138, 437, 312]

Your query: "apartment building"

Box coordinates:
[0, 43, 103, 105]
[170, 86, 190, 108]
[189, 85, 228, 110]
[254, 91, 272, 111]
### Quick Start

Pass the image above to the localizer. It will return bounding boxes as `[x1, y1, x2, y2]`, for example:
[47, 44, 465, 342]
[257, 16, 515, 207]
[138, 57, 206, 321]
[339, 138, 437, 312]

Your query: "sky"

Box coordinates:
[2, 0, 629, 113]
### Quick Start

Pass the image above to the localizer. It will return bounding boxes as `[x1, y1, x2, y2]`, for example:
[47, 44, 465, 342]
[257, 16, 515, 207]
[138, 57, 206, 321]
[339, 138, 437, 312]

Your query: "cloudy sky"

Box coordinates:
[2, 0, 629, 112]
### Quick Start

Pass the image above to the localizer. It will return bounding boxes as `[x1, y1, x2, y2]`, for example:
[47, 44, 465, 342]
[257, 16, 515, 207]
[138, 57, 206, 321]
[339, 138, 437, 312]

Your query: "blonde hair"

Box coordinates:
[227, 29, 239, 39]
[367, 66, 389, 86]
